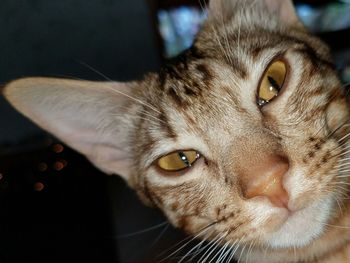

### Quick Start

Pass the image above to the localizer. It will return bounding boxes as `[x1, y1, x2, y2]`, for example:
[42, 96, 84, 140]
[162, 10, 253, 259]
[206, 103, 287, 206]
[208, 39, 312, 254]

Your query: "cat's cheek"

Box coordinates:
[139, 158, 213, 225]
[325, 97, 350, 138]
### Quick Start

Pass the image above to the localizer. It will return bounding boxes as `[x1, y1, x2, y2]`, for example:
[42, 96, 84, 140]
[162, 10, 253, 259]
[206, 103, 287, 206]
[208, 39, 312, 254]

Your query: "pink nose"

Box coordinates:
[241, 155, 289, 208]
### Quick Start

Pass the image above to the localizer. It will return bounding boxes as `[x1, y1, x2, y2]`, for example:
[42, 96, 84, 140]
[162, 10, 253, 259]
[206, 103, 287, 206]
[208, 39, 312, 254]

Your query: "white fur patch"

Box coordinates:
[264, 195, 333, 248]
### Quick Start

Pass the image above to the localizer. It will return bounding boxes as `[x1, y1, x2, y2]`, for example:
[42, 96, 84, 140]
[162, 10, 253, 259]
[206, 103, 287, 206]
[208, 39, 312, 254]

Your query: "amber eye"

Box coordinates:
[257, 60, 287, 106]
[157, 150, 200, 172]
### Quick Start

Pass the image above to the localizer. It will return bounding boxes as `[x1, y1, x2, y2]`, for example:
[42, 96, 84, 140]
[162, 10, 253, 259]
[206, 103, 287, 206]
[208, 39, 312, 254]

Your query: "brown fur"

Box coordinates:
[3, 0, 350, 262]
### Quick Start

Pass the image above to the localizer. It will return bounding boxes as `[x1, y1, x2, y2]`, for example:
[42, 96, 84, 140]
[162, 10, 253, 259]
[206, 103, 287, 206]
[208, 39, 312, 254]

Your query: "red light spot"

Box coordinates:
[60, 159, 68, 167]
[53, 144, 64, 153]
[0, 173, 3, 180]
[34, 182, 45, 192]
[54, 161, 65, 171]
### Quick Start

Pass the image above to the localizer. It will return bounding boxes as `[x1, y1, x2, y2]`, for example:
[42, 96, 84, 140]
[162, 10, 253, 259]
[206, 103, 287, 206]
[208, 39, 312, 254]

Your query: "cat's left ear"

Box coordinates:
[3, 77, 140, 181]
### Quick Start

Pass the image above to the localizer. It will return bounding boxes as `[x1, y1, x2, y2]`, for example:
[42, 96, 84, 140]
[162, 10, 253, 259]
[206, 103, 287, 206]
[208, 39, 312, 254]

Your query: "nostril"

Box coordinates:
[241, 155, 289, 208]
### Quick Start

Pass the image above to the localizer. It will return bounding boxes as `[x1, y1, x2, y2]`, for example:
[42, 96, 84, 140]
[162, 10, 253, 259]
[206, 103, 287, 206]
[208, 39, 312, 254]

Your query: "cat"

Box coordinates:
[2, 0, 350, 262]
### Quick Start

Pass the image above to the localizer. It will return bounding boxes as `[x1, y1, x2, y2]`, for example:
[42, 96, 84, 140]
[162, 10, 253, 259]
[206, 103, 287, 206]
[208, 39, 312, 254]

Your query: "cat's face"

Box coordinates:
[131, 17, 349, 251]
[3, 0, 350, 253]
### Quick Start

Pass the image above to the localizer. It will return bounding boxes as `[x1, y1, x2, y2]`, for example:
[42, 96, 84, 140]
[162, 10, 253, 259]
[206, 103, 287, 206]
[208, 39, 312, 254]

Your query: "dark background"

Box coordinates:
[0, 0, 350, 263]
[0, 1, 182, 263]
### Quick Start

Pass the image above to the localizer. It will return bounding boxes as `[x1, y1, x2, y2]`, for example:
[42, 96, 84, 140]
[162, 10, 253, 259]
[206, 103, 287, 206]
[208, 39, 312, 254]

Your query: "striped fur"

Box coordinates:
[129, 1, 350, 262]
[3, 0, 350, 262]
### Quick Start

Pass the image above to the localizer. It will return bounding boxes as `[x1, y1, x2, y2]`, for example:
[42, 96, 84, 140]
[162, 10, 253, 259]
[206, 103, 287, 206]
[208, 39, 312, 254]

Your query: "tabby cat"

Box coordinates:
[3, 0, 350, 262]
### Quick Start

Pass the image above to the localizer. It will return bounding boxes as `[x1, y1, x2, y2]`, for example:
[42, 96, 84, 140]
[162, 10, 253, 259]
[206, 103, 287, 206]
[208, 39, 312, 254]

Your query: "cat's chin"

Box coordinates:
[263, 196, 333, 249]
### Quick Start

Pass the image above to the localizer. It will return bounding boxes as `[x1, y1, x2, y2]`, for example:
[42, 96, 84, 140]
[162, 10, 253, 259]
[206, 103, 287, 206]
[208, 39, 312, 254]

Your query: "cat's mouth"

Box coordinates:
[262, 194, 333, 248]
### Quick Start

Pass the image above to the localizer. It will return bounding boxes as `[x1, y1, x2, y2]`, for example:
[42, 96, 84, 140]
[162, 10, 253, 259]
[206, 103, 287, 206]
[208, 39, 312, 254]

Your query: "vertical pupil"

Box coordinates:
[267, 76, 280, 91]
[178, 152, 190, 167]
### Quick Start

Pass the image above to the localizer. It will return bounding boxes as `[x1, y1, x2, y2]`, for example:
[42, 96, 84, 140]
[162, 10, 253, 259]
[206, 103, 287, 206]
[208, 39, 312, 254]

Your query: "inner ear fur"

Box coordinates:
[3, 77, 141, 180]
[208, 0, 304, 29]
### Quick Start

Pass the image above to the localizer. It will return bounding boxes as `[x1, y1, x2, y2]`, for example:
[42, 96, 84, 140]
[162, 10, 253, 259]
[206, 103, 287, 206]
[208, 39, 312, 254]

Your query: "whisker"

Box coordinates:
[226, 236, 244, 263]
[115, 221, 168, 239]
[149, 223, 170, 248]
[109, 114, 161, 127]
[318, 221, 350, 229]
[198, 0, 208, 13]
[219, 240, 237, 263]
[237, 243, 247, 263]
[105, 86, 161, 114]
[335, 157, 350, 164]
[338, 131, 350, 143]
[159, 221, 217, 262]
[214, 241, 230, 263]
[137, 109, 167, 124]
[312, 118, 328, 138]
[77, 60, 113, 81]
[335, 161, 350, 169]
[331, 181, 350, 186]
[203, 232, 228, 263]
[178, 235, 208, 263]
[198, 232, 227, 262]
[246, 239, 257, 263]
[337, 172, 350, 178]
[180, 234, 217, 263]
[329, 140, 350, 156]
[327, 119, 350, 140]
[211, 24, 233, 66]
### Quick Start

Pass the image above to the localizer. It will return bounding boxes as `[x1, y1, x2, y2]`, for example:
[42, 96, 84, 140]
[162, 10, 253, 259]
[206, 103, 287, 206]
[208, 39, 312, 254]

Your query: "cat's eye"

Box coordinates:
[157, 150, 200, 172]
[257, 60, 287, 106]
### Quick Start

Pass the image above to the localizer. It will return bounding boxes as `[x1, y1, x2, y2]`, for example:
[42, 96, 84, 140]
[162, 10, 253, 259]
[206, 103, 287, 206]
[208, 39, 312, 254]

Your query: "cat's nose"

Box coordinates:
[241, 155, 289, 209]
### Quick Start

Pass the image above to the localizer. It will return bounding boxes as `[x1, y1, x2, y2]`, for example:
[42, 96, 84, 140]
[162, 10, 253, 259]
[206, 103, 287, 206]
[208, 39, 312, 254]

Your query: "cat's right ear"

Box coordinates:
[3, 77, 141, 181]
[208, 0, 304, 29]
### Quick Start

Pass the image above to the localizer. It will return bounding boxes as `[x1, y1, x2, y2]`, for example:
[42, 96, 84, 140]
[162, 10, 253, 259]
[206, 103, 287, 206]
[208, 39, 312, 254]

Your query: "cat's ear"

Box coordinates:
[3, 77, 138, 180]
[209, 0, 303, 29]
[262, 0, 302, 27]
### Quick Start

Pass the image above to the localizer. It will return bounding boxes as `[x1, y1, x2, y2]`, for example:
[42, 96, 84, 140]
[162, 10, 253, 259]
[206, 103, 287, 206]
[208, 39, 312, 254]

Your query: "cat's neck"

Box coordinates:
[244, 198, 350, 263]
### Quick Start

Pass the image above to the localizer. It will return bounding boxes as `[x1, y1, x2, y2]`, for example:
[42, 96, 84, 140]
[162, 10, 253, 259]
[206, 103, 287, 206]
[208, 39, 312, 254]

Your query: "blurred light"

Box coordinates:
[53, 144, 64, 153]
[296, 2, 350, 33]
[343, 65, 350, 83]
[296, 4, 317, 30]
[0, 173, 3, 180]
[34, 182, 45, 192]
[53, 161, 65, 171]
[60, 159, 68, 167]
[38, 162, 48, 172]
[158, 6, 207, 58]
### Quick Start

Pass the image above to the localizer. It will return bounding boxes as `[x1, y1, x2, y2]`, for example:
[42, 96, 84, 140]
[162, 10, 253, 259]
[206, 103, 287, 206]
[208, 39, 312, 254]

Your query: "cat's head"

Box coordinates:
[3, 0, 350, 251]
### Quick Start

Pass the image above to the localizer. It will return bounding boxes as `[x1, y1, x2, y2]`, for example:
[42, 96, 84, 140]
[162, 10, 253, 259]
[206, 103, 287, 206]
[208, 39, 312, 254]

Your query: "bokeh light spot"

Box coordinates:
[53, 161, 65, 171]
[53, 144, 64, 153]
[34, 182, 45, 192]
